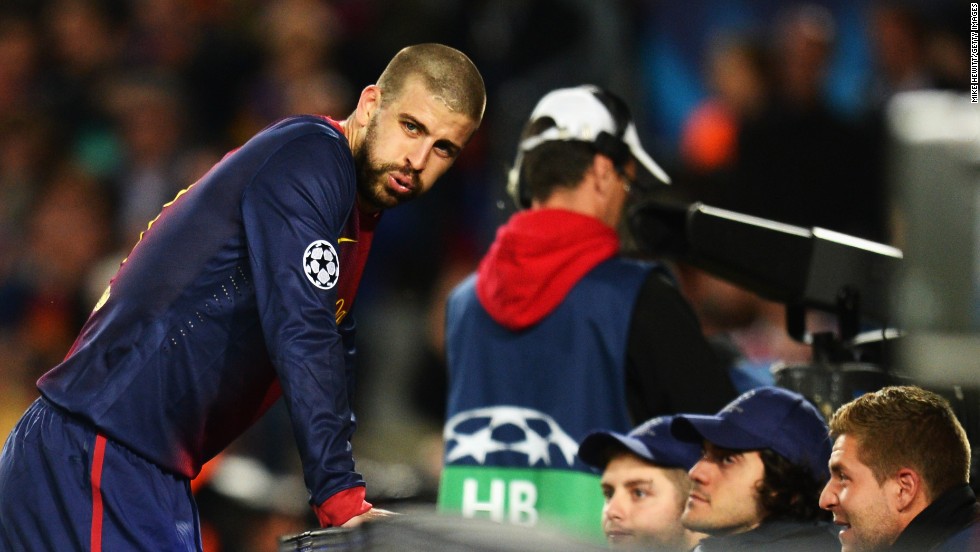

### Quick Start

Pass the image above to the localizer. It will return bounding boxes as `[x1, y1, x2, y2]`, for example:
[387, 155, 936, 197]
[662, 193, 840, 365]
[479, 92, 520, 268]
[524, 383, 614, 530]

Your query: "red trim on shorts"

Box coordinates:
[90, 434, 107, 552]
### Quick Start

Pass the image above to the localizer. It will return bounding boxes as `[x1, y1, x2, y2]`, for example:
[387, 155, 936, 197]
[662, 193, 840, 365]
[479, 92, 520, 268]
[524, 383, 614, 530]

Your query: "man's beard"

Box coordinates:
[354, 117, 421, 210]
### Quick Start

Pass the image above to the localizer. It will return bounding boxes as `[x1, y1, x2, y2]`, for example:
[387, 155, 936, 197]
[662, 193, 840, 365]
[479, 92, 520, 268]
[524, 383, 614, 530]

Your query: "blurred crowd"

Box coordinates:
[0, 0, 968, 550]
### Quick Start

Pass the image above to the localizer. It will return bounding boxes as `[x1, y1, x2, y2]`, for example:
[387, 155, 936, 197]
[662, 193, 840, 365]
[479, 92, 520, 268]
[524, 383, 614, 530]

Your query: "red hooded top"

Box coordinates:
[475, 208, 620, 331]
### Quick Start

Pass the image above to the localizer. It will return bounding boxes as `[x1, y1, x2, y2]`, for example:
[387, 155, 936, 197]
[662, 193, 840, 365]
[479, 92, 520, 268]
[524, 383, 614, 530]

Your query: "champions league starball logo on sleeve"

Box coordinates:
[303, 240, 339, 290]
[443, 406, 580, 468]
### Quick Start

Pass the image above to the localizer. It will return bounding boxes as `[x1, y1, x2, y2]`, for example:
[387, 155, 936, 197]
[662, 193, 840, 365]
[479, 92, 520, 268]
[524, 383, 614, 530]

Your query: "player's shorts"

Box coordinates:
[0, 397, 203, 551]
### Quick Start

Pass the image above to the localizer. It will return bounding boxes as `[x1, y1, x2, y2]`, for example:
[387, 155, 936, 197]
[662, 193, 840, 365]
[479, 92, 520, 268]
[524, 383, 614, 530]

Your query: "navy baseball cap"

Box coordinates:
[578, 415, 702, 471]
[670, 386, 831, 480]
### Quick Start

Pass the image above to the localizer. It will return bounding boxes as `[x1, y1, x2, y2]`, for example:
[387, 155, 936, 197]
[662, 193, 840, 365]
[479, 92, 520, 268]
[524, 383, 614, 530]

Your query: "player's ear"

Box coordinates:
[354, 85, 381, 126]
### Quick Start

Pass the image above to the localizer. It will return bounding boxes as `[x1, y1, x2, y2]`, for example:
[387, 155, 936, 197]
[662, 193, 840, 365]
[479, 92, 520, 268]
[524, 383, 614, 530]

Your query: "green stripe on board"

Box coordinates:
[437, 465, 605, 542]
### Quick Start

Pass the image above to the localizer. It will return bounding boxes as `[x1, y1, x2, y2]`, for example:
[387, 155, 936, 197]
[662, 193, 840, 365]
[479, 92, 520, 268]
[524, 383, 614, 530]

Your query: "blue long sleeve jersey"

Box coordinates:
[37, 115, 374, 507]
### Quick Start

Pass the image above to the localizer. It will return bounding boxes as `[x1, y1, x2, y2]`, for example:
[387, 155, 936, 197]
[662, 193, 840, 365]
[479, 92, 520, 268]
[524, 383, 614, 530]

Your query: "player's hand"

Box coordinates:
[340, 507, 398, 528]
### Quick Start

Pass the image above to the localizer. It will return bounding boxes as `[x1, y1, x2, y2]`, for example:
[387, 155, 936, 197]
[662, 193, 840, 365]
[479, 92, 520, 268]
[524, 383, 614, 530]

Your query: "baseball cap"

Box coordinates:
[670, 386, 831, 480]
[507, 85, 671, 208]
[578, 415, 701, 471]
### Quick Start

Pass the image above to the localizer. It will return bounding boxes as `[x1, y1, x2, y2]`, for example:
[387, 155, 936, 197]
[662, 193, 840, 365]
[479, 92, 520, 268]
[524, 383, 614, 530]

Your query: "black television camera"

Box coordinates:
[627, 198, 906, 417]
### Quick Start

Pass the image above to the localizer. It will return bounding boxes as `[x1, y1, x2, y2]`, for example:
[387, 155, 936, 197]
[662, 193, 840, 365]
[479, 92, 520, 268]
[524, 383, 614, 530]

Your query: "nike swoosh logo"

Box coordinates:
[338, 237, 357, 243]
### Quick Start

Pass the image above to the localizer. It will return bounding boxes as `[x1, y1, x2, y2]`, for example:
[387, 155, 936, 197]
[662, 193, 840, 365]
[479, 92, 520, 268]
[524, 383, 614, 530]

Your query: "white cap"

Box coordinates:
[507, 85, 671, 207]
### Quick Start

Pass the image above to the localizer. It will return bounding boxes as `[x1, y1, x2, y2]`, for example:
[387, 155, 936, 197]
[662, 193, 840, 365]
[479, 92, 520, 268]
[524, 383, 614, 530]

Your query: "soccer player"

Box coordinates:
[0, 43, 485, 551]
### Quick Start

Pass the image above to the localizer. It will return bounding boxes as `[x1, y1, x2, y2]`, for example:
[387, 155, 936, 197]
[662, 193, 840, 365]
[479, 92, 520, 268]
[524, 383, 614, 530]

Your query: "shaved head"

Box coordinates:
[376, 43, 486, 125]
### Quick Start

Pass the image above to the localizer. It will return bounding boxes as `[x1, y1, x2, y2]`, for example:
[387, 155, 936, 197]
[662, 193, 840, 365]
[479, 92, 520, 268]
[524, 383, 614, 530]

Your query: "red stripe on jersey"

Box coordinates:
[90, 434, 107, 552]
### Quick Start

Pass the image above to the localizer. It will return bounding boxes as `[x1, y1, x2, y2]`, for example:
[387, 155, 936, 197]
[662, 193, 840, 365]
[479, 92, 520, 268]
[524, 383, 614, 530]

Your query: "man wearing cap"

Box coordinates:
[438, 85, 737, 540]
[671, 386, 839, 551]
[579, 416, 709, 550]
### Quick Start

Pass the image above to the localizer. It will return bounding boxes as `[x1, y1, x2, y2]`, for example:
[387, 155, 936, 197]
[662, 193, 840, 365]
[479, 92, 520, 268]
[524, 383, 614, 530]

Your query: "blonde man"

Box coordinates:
[820, 385, 980, 551]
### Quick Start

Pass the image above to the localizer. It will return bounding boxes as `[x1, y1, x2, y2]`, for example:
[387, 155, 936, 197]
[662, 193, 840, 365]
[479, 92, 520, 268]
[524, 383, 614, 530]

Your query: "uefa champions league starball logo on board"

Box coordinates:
[303, 240, 339, 290]
[443, 406, 580, 468]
